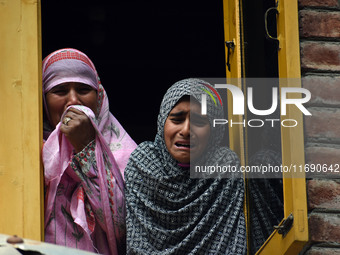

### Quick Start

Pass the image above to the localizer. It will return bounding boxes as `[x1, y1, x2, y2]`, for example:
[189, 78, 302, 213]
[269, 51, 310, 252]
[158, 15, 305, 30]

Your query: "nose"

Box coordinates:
[180, 118, 191, 137]
[65, 88, 81, 108]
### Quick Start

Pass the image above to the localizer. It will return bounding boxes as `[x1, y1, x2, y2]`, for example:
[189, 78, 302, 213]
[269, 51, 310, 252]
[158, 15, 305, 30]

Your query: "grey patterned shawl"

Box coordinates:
[125, 79, 247, 254]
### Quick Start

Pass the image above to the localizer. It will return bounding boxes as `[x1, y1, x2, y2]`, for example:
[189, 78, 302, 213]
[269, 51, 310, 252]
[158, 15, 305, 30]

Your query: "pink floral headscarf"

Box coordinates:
[42, 48, 136, 254]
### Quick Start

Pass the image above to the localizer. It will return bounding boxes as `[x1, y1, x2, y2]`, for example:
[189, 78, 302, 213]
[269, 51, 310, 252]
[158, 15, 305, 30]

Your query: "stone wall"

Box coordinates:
[299, 0, 340, 253]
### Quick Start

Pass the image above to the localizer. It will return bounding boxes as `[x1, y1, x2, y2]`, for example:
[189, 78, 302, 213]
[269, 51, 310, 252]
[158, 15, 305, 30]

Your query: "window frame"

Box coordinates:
[0, 0, 43, 240]
[0, 0, 308, 249]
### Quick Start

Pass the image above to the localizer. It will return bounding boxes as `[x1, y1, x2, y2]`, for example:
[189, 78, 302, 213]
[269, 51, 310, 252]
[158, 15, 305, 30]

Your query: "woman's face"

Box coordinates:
[45, 82, 97, 128]
[164, 97, 211, 164]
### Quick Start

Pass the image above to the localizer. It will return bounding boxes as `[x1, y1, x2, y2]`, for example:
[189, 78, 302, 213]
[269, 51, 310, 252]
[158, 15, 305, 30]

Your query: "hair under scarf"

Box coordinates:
[42, 48, 136, 254]
[125, 78, 247, 254]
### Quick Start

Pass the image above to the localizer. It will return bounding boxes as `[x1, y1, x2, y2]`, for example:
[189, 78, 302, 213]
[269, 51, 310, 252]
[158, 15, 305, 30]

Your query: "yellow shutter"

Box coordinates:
[223, 0, 308, 254]
[258, 1, 308, 253]
[223, 0, 246, 166]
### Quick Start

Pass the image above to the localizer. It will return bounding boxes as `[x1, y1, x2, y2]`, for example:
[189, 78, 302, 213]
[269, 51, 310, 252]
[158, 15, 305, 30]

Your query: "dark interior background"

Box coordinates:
[42, 1, 226, 144]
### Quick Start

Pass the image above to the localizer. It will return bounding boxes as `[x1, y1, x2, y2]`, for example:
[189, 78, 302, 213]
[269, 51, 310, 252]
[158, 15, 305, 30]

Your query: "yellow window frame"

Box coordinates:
[0, 0, 308, 251]
[223, 0, 308, 254]
[0, 0, 43, 241]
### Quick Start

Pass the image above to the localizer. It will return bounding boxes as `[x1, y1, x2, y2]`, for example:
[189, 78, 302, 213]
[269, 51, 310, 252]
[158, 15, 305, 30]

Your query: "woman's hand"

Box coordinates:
[60, 108, 96, 153]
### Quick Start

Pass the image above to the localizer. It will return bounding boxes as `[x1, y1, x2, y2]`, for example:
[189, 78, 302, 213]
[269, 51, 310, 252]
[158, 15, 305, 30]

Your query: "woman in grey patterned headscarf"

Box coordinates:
[125, 78, 247, 254]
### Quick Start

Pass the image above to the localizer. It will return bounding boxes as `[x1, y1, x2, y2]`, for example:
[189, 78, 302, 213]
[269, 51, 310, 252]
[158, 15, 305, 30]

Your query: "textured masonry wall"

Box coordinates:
[299, 0, 340, 254]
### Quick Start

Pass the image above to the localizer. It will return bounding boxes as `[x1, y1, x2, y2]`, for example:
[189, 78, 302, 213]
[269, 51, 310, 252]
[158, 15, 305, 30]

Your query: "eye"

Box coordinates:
[191, 115, 209, 127]
[49, 87, 67, 95]
[170, 117, 185, 124]
[77, 85, 93, 94]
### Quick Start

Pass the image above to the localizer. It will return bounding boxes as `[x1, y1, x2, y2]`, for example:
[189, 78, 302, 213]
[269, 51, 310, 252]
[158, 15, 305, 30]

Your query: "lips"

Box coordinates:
[175, 143, 190, 148]
[175, 140, 194, 149]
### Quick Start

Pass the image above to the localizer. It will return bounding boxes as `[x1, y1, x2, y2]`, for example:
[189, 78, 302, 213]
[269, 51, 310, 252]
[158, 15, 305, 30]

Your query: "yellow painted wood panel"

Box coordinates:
[0, 0, 43, 241]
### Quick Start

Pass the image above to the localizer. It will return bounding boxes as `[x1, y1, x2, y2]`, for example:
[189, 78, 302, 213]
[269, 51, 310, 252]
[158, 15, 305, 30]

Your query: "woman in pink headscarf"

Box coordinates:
[42, 48, 137, 255]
